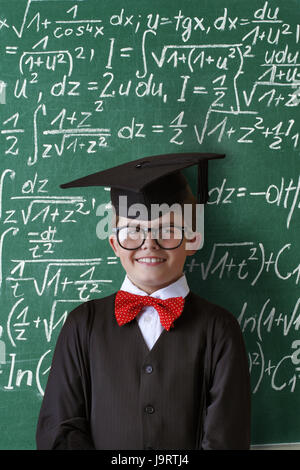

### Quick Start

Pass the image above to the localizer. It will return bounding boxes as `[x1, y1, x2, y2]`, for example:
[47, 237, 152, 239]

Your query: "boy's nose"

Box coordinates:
[141, 230, 159, 250]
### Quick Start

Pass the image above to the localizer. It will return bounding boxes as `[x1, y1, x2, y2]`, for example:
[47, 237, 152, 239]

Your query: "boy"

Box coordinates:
[36, 153, 251, 450]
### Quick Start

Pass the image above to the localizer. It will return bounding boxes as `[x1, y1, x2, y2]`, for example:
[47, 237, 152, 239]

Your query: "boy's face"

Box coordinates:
[109, 211, 200, 294]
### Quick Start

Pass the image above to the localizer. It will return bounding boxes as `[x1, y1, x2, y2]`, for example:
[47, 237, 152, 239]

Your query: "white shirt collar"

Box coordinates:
[120, 274, 190, 300]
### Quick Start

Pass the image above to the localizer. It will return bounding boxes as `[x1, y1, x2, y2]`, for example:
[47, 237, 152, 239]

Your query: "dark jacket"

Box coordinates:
[36, 291, 251, 450]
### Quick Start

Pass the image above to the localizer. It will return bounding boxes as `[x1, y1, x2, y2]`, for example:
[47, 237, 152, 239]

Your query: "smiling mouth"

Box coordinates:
[135, 257, 166, 265]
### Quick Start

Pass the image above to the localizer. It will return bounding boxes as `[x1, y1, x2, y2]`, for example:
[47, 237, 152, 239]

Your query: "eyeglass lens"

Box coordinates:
[117, 226, 183, 249]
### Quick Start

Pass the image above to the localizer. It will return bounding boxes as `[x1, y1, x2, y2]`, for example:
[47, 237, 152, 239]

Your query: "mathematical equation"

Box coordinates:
[186, 241, 300, 286]
[0, 1, 299, 161]
[0, 294, 299, 396]
[1, 111, 299, 168]
[1, 170, 299, 263]
[0, 0, 299, 449]
[242, 295, 300, 394]
[2, 253, 299, 343]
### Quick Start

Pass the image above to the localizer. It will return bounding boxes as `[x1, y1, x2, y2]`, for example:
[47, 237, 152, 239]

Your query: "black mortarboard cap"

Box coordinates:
[60, 152, 225, 215]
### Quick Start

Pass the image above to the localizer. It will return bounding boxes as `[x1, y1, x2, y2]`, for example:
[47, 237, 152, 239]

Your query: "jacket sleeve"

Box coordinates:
[36, 303, 95, 450]
[201, 311, 251, 450]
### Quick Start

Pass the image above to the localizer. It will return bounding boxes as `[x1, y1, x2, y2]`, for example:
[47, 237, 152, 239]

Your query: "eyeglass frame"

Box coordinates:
[111, 225, 186, 250]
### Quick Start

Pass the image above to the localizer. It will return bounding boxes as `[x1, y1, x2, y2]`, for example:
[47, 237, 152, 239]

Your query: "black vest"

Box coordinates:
[36, 292, 251, 450]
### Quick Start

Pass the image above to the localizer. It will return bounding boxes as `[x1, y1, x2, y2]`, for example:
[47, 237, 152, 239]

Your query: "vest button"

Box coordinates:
[144, 405, 155, 414]
[144, 364, 153, 374]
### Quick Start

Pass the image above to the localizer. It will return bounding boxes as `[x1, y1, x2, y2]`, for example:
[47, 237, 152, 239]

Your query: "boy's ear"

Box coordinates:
[185, 232, 202, 255]
[109, 234, 120, 257]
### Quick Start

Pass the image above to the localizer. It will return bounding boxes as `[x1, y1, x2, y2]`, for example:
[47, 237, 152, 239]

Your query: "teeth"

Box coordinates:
[137, 257, 165, 263]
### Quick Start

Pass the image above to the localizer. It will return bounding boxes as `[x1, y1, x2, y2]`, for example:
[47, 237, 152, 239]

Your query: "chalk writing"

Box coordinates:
[0, 0, 299, 448]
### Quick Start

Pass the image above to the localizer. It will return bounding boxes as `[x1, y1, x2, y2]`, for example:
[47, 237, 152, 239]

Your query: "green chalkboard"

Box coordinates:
[0, 0, 299, 449]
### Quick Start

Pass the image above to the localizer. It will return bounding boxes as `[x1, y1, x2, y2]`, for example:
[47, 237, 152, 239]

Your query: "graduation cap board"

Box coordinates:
[60, 153, 225, 219]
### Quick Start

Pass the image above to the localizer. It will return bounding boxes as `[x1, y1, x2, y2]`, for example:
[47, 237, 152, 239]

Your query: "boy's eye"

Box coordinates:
[125, 226, 144, 241]
[126, 224, 141, 231]
[159, 226, 181, 239]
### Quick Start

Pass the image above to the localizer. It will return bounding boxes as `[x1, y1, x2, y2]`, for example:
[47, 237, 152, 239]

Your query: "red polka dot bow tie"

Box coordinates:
[115, 290, 185, 331]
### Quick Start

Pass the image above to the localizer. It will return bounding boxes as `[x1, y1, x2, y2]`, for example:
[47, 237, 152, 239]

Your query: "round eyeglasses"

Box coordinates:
[112, 225, 185, 250]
